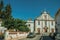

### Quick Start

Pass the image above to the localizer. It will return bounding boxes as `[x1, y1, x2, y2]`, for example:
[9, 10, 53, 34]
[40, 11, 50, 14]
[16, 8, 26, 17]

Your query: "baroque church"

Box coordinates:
[26, 10, 55, 34]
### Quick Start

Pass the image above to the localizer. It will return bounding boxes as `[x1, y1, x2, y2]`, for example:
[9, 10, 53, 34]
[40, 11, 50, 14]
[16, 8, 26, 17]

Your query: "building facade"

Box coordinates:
[26, 19, 34, 32]
[55, 9, 60, 33]
[26, 10, 55, 34]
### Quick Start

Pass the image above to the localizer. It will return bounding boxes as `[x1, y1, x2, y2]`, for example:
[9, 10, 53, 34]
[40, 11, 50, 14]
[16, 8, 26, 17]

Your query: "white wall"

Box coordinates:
[35, 20, 55, 33]
[5, 31, 29, 40]
[26, 20, 34, 33]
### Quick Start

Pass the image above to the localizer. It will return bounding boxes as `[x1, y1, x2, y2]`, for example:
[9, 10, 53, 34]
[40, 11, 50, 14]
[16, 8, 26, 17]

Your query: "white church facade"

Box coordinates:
[26, 10, 55, 34]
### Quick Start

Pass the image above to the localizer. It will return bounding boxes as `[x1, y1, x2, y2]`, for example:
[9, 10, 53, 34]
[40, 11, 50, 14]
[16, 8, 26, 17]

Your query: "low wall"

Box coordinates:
[4, 31, 29, 40]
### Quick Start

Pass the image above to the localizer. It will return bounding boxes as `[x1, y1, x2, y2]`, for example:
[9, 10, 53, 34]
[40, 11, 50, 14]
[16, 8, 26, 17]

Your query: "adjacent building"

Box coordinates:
[26, 10, 55, 34]
[55, 9, 60, 33]
[26, 19, 34, 32]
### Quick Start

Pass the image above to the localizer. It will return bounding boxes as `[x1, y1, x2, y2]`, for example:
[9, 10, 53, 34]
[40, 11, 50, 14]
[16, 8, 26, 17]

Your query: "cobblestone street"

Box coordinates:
[19, 35, 41, 40]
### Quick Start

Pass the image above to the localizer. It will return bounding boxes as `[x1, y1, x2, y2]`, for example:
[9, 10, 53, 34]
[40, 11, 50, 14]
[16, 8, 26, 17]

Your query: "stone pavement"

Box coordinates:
[19, 35, 42, 40]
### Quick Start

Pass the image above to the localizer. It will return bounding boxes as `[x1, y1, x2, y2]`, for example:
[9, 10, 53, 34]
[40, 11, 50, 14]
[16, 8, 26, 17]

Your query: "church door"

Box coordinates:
[37, 28, 40, 34]
[51, 28, 54, 33]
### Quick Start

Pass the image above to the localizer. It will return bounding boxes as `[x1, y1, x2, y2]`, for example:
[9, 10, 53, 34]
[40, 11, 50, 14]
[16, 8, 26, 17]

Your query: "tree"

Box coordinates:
[0, 0, 4, 18]
[18, 23, 30, 32]
[0, 1, 13, 29]
[4, 4, 12, 19]
[0, 0, 12, 19]
[2, 17, 15, 29]
[1, 0, 30, 32]
[0, 0, 4, 11]
[14, 19, 30, 32]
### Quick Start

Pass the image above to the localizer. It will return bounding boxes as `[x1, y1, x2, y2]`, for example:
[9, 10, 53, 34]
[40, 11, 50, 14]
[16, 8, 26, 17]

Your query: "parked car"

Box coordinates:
[27, 32, 36, 38]
[55, 33, 60, 40]
[40, 35, 53, 40]
[49, 33, 56, 39]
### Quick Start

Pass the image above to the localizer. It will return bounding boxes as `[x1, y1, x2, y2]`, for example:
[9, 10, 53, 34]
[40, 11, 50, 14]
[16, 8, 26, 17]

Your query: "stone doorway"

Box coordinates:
[44, 27, 48, 33]
[44, 29, 47, 32]
[37, 28, 40, 34]
[51, 28, 54, 32]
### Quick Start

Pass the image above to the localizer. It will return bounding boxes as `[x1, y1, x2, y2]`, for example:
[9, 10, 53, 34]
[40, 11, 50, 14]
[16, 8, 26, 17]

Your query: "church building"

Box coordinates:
[26, 10, 55, 34]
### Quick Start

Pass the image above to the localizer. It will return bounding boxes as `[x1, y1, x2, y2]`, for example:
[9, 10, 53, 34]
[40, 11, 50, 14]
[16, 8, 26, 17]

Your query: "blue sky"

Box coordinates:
[4, 0, 60, 20]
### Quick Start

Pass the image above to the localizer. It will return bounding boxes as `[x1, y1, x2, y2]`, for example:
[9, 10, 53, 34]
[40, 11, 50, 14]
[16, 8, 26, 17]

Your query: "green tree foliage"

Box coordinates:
[0, 0, 4, 18]
[0, 0, 3, 10]
[0, 1, 12, 19]
[1, 1, 30, 32]
[5, 4, 12, 19]
[2, 17, 15, 29]
[14, 19, 30, 32]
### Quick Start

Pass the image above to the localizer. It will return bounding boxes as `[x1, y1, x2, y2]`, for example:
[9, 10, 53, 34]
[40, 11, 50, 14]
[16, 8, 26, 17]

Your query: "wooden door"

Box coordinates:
[37, 28, 40, 34]
[51, 28, 54, 32]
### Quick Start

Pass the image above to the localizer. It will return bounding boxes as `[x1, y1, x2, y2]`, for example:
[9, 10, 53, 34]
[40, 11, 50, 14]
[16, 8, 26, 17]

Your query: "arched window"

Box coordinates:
[44, 15, 47, 19]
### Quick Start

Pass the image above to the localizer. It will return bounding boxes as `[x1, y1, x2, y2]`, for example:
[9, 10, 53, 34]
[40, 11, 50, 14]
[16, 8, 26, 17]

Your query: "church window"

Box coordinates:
[38, 20, 40, 25]
[45, 21, 47, 26]
[52, 21, 53, 25]
[44, 15, 47, 19]
[56, 22, 57, 24]
[29, 24, 30, 27]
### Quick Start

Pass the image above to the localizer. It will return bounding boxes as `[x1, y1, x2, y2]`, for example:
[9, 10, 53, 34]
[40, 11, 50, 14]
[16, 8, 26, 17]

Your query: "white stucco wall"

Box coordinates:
[35, 20, 55, 33]
[26, 20, 34, 33]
